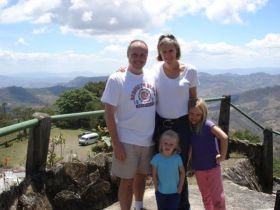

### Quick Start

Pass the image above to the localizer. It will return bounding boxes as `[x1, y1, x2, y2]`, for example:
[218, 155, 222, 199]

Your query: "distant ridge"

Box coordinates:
[0, 75, 70, 88]
[0, 85, 73, 107]
[198, 72, 280, 97]
[65, 72, 280, 91]
[65, 76, 108, 87]
[0, 86, 42, 106]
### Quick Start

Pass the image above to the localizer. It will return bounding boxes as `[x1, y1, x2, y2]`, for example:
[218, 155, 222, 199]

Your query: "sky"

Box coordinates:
[0, 0, 280, 78]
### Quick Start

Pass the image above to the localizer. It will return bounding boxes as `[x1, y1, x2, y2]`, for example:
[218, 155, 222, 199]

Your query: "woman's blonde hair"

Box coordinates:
[157, 34, 181, 61]
[159, 129, 181, 154]
[190, 98, 208, 134]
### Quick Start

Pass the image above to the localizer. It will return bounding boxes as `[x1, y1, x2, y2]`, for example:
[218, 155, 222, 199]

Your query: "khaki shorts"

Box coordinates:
[112, 143, 154, 179]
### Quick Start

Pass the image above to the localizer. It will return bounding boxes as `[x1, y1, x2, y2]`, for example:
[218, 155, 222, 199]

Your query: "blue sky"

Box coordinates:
[0, 0, 279, 78]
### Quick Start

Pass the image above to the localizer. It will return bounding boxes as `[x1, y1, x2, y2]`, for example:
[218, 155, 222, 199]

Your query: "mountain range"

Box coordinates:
[1, 67, 279, 88]
[0, 72, 279, 133]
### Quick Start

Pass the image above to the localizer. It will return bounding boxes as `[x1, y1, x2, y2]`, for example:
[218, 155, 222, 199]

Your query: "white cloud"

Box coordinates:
[82, 11, 93, 22]
[1, 33, 279, 76]
[15, 38, 28, 46]
[205, 0, 268, 24]
[0, 49, 120, 76]
[0, 0, 61, 23]
[33, 13, 54, 24]
[246, 33, 280, 49]
[32, 26, 49, 34]
[0, 0, 269, 36]
[177, 34, 279, 69]
[0, 1, 276, 75]
[0, 0, 8, 8]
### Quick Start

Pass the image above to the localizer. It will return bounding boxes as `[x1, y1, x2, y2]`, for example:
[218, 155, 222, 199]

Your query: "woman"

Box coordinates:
[153, 34, 199, 210]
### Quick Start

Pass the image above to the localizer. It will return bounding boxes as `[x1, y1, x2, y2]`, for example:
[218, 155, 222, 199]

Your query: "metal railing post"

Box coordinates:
[218, 95, 231, 158]
[25, 113, 51, 191]
[218, 95, 231, 134]
[262, 127, 273, 193]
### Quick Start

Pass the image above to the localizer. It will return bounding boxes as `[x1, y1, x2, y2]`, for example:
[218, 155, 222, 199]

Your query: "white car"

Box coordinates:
[78, 132, 99, 145]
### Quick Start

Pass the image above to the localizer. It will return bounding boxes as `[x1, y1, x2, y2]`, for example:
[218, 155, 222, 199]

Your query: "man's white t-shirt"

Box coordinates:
[101, 69, 156, 146]
[153, 62, 199, 119]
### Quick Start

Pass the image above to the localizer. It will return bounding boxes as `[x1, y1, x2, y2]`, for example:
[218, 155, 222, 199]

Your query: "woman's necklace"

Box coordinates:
[163, 62, 183, 79]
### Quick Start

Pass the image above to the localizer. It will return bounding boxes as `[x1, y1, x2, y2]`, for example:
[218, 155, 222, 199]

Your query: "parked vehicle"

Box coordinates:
[78, 132, 99, 145]
[78, 131, 91, 138]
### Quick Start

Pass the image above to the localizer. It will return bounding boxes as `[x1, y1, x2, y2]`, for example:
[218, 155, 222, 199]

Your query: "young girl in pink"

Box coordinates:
[189, 98, 228, 210]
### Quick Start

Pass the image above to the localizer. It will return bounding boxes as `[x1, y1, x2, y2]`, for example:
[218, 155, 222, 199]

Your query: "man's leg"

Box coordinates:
[133, 145, 153, 210]
[133, 173, 146, 210]
[119, 178, 134, 210]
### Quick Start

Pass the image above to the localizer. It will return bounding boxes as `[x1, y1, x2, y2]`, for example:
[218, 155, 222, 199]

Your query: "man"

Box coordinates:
[101, 40, 156, 210]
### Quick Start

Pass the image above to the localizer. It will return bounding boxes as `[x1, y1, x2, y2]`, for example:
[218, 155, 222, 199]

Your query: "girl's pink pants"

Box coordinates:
[195, 166, 226, 210]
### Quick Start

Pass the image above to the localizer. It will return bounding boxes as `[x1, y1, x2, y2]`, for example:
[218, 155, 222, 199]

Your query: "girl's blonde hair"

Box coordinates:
[190, 98, 208, 134]
[159, 129, 181, 154]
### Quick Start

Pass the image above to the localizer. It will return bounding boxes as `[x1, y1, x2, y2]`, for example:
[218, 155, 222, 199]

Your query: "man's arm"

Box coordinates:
[189, 86, 197, 99]
[104, 103, 126, 161]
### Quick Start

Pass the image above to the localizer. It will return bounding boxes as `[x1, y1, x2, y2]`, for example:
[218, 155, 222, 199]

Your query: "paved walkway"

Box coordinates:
[104, 178, 276, 210]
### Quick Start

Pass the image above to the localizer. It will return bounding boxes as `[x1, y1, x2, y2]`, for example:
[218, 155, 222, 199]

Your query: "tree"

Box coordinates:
[55, 88, 95, 128]
[84, 81, 106, 97]
[0, 102, 9, 127]
[13, 107, 35, 122]
[55, 88, 94, 114]
[2, 102, 7, 114]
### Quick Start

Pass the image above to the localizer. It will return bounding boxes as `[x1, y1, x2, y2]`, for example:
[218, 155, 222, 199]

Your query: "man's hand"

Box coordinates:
[113, 141, 126, 161]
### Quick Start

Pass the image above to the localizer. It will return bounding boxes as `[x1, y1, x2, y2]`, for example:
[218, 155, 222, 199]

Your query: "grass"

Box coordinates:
[273, 159, 280, 177]
[0, 127, 97, 168]
[0, 138, 28, 168]
[50, 127, 95, 163]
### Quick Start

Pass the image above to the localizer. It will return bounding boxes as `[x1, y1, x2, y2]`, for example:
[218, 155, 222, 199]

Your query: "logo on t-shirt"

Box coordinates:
[131, 82, 155, 108]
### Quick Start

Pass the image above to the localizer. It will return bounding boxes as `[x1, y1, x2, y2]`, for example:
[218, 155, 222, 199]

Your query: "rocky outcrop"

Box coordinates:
[223, 158, 262, 192]
[0, 152, 118, 210]
[45, 152, 118, 210]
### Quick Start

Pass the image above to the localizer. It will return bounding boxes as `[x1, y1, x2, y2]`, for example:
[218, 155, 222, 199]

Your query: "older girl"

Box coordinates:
[189, 98, 228, 210]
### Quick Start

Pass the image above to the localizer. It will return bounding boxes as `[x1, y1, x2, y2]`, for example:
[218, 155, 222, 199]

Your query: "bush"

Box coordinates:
[230, 129, 260, 143]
